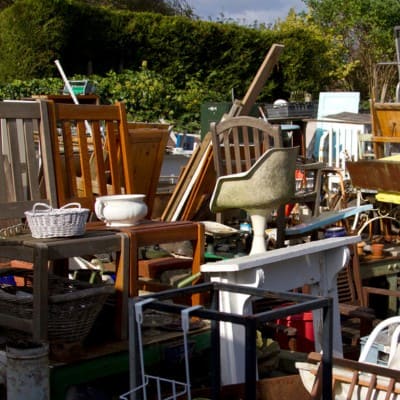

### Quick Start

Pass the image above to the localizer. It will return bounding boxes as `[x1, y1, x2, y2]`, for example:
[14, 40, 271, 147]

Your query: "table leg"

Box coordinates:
[33, 243, 49, 342]
[114, 233, 130, 340]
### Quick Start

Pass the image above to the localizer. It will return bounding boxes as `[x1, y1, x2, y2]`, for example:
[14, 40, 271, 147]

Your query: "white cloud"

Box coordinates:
[189, 0, 306, 25]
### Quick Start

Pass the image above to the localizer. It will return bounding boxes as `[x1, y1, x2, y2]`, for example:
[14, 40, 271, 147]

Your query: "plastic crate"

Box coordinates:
[264, 101, 318, 119]
[62, 80, 95, 95]
[360, 332, 391, 365]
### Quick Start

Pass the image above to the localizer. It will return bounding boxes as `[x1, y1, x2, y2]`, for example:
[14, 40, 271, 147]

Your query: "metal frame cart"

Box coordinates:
[121, 282, 333, 400]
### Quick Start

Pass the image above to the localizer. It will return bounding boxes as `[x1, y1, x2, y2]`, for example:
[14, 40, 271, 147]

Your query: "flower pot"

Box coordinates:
[371, 243, 384, 258]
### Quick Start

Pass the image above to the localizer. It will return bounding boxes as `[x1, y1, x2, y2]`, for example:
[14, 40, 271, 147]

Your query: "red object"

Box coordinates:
[285, 204, 295, 217]
[276, 311, 315, 353]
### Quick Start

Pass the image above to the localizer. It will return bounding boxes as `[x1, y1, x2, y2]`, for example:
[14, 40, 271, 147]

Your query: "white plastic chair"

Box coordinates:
[358, 315, 400, 369]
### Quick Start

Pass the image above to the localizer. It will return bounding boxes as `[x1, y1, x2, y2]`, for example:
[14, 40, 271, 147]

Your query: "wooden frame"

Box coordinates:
[371, 101, 400, 158]
[0, 99, 57, 221]
[46, 101, 131, 211]
[125, 122, 169, 218]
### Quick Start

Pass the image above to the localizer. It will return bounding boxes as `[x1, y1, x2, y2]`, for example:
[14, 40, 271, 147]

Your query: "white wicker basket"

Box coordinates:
[25, 203, 89, 238]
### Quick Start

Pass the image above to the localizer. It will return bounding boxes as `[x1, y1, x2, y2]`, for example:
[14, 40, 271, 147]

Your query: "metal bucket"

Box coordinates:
[6, 341, 49, 400]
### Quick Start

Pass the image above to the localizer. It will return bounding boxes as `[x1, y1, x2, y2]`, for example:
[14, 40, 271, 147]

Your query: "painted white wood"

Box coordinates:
[200, 235, 361, 385]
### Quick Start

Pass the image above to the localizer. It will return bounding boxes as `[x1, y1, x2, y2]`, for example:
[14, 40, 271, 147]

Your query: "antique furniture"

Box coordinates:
[370, 102, 400, 158]
[210, 115, 283, 225]
[0, 99, 57, 222]
[0, 100, 130, 341]
[210, 147, 298, 254]
[297, 351, 400, 400]
[47, 101, 132, 211]
[200, 235, 360, 385]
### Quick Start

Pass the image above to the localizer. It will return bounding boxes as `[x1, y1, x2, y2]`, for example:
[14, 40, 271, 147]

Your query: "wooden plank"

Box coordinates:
[162, 45, 284, 221]
[171, 142, 211, 221]
[161, 133, 212, 221]
[125, 122, 169, 218]
[238, 43, 284, 116]
[180, 145, 215, 220]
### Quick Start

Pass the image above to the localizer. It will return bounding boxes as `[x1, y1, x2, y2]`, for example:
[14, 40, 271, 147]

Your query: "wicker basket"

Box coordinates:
[0, 269, 115, 343]
[25, 202, 89, 238]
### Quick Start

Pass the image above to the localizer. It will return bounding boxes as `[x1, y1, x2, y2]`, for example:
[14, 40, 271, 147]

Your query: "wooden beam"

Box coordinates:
[238, 43, 284, 116]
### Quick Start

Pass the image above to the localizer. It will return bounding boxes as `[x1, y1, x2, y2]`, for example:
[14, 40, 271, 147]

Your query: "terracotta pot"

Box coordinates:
[371, 243, 384, 257]
[357, 242, 365, 255]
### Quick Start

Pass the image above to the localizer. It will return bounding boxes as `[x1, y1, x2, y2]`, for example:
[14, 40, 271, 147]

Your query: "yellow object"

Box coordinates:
[376, 154, 400, 204]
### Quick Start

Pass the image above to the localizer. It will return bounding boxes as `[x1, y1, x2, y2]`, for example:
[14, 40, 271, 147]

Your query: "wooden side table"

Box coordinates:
[0, 229, 130, 341]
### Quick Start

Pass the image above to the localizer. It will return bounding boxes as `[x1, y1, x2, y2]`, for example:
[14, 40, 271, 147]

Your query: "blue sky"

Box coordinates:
[188, 0, 307, 26]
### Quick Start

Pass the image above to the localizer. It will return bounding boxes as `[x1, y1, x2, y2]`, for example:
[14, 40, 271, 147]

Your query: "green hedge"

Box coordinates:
[0, 1, 343, 131]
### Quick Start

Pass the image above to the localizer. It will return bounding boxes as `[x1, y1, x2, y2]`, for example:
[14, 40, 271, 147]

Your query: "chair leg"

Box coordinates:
[249, 212, 269, 254]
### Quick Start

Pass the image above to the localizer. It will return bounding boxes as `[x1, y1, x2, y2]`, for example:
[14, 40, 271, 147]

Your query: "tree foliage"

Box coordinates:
[303, 0, 400, 100]
[3, 0, 397, 129]
[0, 0, 193, 15]
[272, 10, 345, 99]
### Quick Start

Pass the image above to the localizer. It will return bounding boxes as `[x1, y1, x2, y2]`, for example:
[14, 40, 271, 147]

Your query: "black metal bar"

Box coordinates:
[245, 318, 258, 399]
[210, 282, 221, 400]
[321, 299, 333, 400]
[127, 282, 333, 400]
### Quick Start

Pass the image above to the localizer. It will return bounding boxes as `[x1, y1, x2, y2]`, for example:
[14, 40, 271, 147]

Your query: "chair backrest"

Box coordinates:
[303, 351, 400, 400]
[126, 122, 169, 218]
[0, 100, 57, 224]
[210, 116, 283, 224]
[47, 101, 132, 212]
[358, 315, 400, 367]
[338, 247, 365, 307]
[211, 116, 283, 177]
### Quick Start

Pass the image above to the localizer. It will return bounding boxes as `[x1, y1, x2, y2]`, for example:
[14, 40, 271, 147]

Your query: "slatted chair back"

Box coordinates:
[211, 115, 283, 177]
[0, 100, 57, 226]
[304, 352, 400, 400]
[46, 101, 133, 212]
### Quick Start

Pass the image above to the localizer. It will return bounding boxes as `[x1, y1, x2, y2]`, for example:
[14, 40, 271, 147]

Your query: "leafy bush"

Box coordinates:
[0, 0, 352, 131]
[0, 66, 221, 132]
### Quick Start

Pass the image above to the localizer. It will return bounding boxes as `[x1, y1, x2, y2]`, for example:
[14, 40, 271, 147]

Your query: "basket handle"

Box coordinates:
[32, 203, 53, 213]
[60, 202, 82, 210]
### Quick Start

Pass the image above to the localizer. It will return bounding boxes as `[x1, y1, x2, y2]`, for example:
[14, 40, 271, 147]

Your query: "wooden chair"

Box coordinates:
[300, 318, 400, 397]
[0, 100, 130, 341]
[0, 99, 57, 228]
[211, 115, 283, 177]
[46, 101, 132, 212]
[297, 351, 400, 400]
[210, 115, 283, 224]
[335, 248, 376, 358]
[210, 115, 325, 247]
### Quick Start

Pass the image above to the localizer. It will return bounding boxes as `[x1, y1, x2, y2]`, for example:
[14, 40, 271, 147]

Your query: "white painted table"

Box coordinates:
[200, 235, 361, 385]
